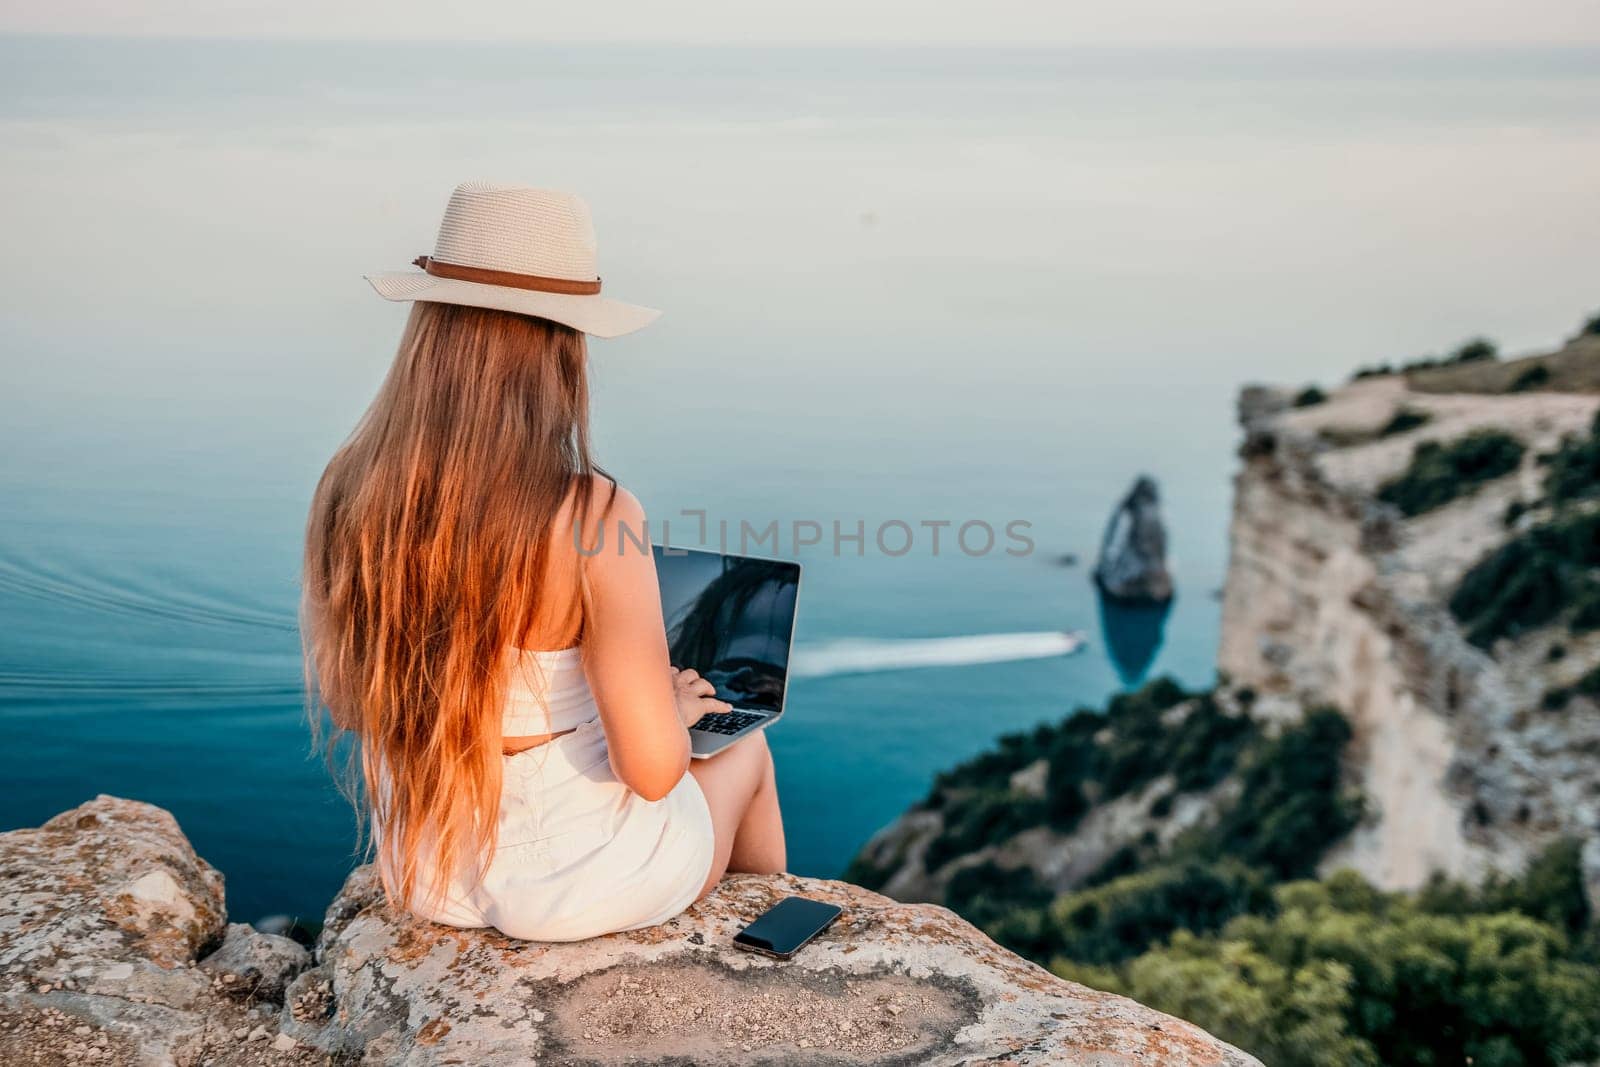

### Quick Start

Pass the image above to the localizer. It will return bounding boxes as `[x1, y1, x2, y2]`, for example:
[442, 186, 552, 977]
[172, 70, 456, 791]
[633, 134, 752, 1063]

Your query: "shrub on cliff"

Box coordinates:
[1543, 410, 1600, 505]
[962, 706, 1359, 968]
[1453, 413, 1600, 647]
[1378, 430, 1525, 517]
[1379, 407, 1431, 437]
[926, 723, 1053, 799]
[943, 861, 1056, 935]
[1449, 336, 1499, 364]
[1511, 364, 1554, 392]
[1450, 509, 1600, 647]
[1069, 859, 1600, 1067]
[1417, 837, 1592, 939]
[1059, 929, 1376, 1067]
[922, 789, 1046, 872]
[1540, 666, 1600, 714]
[1040, 860, 1272, 966]
[1393, 337, 1501, 377]
[917, 678, 1260, 873]
[1091, 684, 1255, 800]
[1198, 706, 1363, 880]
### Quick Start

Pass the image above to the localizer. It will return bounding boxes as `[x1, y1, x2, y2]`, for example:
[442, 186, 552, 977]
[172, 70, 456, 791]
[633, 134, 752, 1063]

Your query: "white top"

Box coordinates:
[502, 647, 597, 735]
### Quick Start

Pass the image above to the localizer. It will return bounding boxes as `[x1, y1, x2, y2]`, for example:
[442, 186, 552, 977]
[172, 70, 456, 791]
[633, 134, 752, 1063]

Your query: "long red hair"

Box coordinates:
[302, 301, 605, 907]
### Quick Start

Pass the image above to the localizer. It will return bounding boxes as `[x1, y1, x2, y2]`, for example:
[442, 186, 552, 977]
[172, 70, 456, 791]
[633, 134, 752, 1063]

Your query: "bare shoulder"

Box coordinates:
[596, 479, 643, 524]
[561, 475, 649, 559]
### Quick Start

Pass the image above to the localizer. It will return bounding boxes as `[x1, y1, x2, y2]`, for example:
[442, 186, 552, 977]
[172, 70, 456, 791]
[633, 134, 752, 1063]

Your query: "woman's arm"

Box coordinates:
[581, 486, 725, 799]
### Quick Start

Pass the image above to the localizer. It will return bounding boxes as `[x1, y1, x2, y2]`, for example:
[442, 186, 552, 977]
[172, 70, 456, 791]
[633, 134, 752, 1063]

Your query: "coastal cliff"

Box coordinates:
[853, 332, 1600, 910]
[1221, 342, 1600, 901]
[0, 795, 1259, 1066]
[844, 327, 1600, 1065]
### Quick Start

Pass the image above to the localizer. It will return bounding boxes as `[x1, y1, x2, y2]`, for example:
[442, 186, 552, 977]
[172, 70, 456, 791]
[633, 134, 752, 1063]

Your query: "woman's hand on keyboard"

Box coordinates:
[671, 668, 732, 729]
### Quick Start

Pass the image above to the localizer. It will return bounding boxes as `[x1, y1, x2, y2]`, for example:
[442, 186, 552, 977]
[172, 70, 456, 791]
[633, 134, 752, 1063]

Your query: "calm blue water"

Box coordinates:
[4, 37, 1599, 924]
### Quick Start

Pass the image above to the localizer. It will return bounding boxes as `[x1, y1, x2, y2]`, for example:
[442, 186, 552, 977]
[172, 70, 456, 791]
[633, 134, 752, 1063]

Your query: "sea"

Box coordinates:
[3, 36, 1598, 925]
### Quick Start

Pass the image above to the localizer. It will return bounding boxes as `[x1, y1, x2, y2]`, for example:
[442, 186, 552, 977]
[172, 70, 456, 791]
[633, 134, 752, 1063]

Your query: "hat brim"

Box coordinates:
[364, 270, 660, 339]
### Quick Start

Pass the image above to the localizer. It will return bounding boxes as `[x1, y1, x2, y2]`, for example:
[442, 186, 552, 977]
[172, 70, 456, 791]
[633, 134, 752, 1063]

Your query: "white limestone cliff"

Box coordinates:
[1219, 370, 1600, 901]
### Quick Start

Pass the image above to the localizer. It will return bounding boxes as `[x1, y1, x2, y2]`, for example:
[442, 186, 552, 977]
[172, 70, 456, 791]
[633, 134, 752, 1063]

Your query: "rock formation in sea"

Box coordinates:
[1092, 475, 1175, 605]
[0, 795, 1260, 1066]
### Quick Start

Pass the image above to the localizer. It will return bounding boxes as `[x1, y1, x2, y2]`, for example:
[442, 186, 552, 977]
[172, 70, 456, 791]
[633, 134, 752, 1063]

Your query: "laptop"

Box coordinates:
[653, 545, 801, 758]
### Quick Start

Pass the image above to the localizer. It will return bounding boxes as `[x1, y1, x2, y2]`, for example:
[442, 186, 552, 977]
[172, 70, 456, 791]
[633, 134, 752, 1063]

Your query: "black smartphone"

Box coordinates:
[732, 896, 843, 959]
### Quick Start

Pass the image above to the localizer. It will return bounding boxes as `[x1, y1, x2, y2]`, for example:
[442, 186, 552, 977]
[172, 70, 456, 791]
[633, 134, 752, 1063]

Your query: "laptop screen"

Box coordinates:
[653, 546, 801, 713]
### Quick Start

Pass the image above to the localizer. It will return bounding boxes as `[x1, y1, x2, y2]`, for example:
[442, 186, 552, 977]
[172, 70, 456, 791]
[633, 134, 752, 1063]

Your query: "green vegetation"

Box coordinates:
[1450, 508, 1600, 647]
[1294, 385, 1329, 408]
[1379, 407, 1431, 437]
[989, 859, 1275, 967]
[1543, 410, 1600, 506]
[921, 789, 1045, 872]
[1352, 362, 1397, 380]
[1539, 664, 1600, 712]
[1320, 407, 1433, 449]
[916, 680, 1259, 874]
[926, 689, 1360, 967]
[1198, 706, 1362, 880]
[943, 860, 1055, 931]
[1377, 430, 1525, 517]
[1092, 685, 1256, 798]
[840, 853, 893, 892]
[1451, 336, 1500, 363]
[1417, 837, 1592, 937]
[1444, 412, 1600, 647]
[1351, 337, 1502, 382]
[1062, 854, 1600, 1067]
[1583, 311, 1600, 336]
[864, 678, 1600, 1066]
[1512, 364, 1554, 392]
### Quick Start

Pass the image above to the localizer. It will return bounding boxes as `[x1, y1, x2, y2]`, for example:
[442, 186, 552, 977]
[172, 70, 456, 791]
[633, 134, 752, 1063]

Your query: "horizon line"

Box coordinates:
[4, 32, 1600, 53]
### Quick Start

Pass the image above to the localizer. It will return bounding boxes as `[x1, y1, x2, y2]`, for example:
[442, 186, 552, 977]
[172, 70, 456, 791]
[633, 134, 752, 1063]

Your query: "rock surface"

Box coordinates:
[1093, 475, 1175, 604]
[0, 795, 319, 1066]
[0, 796, 1259, 1066]
[202, 924, 312, 1005]
[289, 864, 1259, 1066]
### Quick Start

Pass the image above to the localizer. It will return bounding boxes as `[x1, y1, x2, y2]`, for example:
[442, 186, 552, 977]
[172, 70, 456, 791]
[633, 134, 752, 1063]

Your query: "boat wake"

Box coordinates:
[791, 631, 1086, 679]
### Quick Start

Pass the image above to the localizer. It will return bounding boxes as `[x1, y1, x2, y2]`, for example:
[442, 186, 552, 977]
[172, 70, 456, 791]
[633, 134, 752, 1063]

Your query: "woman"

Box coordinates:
[301, 181, 785, 941]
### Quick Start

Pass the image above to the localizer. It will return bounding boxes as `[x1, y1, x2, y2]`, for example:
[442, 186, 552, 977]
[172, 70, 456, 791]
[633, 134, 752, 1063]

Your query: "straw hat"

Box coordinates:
[365, 181, 660, 338]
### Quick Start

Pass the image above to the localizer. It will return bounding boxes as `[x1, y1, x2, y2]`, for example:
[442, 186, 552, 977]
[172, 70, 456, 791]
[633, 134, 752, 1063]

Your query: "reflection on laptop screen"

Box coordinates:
[653, 546, 800, 713]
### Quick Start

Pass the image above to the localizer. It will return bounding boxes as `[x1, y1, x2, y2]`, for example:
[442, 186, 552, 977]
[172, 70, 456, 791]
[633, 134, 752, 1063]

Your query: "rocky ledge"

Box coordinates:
[0, 796, 1260, 1066]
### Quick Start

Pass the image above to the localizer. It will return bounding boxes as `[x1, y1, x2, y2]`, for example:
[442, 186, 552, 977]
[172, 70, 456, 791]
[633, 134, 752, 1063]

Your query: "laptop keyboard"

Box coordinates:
[691, 710, 765, 735]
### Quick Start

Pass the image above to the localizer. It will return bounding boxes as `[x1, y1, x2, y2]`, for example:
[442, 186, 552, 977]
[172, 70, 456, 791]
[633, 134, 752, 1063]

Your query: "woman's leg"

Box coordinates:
[727, 743, 785, 876]
[688, 730, 787, 899]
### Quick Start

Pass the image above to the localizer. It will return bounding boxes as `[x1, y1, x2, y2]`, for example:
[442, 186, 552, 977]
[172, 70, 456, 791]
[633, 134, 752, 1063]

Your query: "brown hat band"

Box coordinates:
[412, 255, 602, 296]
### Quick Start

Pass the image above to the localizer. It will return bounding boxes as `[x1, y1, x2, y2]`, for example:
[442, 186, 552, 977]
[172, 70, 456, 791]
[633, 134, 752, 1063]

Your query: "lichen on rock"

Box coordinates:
[2, 798, 1258, 1066]
[0, 796, 317, 1066]
[202, 923, 312, 1005]
[285, 862, 1259, 1065]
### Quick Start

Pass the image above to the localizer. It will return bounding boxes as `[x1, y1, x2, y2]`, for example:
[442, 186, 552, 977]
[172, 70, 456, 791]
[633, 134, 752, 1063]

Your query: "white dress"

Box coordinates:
[402, 647, 716, 942]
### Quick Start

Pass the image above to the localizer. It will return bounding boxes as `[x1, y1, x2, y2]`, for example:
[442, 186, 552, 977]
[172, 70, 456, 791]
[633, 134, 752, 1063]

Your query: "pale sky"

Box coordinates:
[3, 0, 1599, 47]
